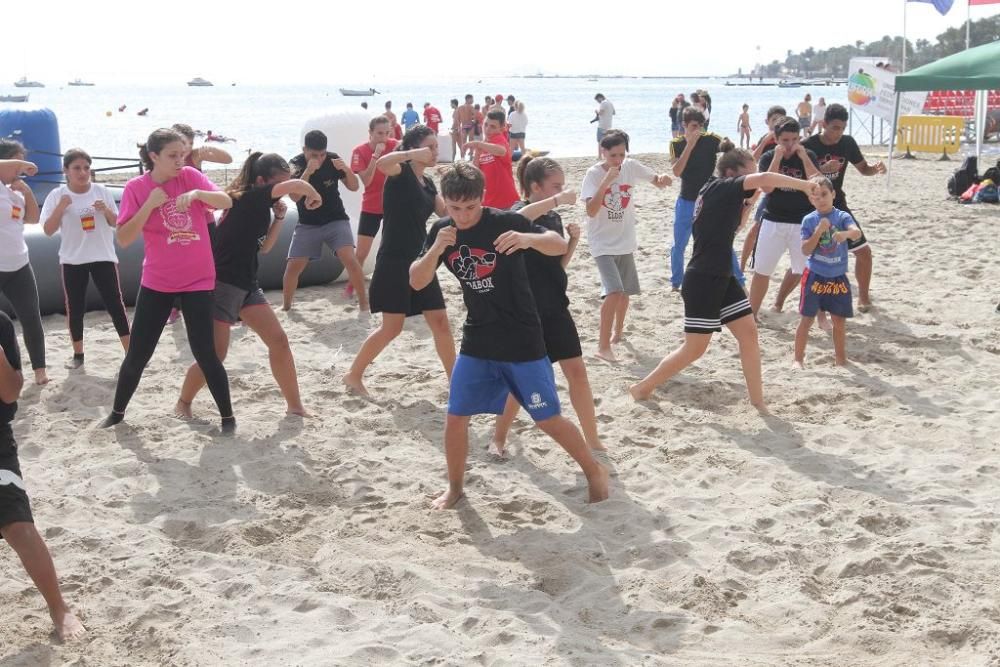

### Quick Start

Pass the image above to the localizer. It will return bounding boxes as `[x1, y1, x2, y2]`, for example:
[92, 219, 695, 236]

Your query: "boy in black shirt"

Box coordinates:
[0, 312, 86, 641]
[282, 130, 364, 312]
[803, 103, 885, 312]
[748, 117, 819, 315]
[630, 149, 818, 406]
[669, 107, 741, 290]
[410, 162, 609, 510]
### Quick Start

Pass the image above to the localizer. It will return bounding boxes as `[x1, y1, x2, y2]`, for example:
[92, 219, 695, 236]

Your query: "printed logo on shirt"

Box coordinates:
[527, 392, 548, 411]
[602, 184, 633, 221]
[161, 198, 200, 245]
[80, 205, 96, 232]
[10, 205, 22, 221]
[448, 245, 497, 293]
[815, 153, 847, 179]
[778, 163, 805, 191]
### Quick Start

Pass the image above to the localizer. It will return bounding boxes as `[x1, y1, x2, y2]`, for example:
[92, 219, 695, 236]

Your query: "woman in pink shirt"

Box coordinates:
[101, 128, 235, 431]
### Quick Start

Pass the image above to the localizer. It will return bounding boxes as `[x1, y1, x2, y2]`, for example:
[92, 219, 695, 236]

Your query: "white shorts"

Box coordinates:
[750, 219, 807, 277]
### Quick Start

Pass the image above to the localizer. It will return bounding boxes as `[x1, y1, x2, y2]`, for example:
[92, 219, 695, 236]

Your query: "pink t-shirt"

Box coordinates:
[118, 166, 219, 292]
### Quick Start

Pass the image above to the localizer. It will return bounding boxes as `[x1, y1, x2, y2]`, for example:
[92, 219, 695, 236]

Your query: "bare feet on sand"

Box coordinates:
[342, 374, 371, 398]
[792, 360, 805, 370]
[857, 301, 872, 313]
[595, 348, 619, 363]
[629, 382, 653, 401]
[34, 368, 49, 385]
[588, 464, 610, 504]
[174, 399, 193, 418]
[611, 329, 624, 344]
[487, 440, 509, 458]
[286, 406, 309, 417]
[431, 488, 465, 510]
[769, 304, 783, 314]
[54, 610, 86, 641]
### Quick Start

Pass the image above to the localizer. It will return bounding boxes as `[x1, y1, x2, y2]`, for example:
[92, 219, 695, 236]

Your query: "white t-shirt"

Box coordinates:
[813, 103, 826, 120]
[40, 184, 120, 265]
[597, 99, 615, 130]
[508, 110, 528, 134]
[580, 158, 656, 256]
[0, 183, 29, 272]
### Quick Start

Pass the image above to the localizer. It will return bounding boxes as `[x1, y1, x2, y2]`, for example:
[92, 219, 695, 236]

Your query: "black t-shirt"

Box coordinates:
[758, 148, 818, 223]
[378, 161, 438, 262]
[511, 201, 569, 315]
[670, 132, 723, 201]
[802, 134, 865, 206]
[423, 208, 546, 362]
[688, 176, 754, 277]
[290, 153, 348, 225]
[0, 312, 21, 425]
[213, 184, 278, 290]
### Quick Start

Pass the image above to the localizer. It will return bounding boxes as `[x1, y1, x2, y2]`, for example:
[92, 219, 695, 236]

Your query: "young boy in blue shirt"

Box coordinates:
[795, 176, 861, 367]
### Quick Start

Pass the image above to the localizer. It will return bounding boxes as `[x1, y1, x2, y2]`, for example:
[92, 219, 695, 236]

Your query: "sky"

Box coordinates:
[8, 0, 1000, 85]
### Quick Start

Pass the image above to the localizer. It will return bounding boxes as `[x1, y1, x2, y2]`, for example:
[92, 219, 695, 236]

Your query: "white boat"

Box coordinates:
[68, 78, 95, 86]
[14, 77, 43, 88]
[187, 77, 213, 87]
[0, 94, 29, 102]
[339, 87, 378, 96]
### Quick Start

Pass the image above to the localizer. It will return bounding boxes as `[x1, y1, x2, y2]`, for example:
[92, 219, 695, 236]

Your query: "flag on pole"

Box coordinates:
[969, 0, 1000, 5]
[907, 0, 954, 14]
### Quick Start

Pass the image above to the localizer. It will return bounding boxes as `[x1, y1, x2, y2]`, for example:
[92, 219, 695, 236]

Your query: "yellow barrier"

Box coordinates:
[896, 115, 964, 161]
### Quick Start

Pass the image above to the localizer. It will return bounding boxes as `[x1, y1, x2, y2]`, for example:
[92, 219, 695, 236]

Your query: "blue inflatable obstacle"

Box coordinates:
[0, 107, 63, 202]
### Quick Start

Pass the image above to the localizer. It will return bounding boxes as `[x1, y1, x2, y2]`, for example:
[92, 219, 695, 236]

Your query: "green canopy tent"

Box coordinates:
[888, 40, 1000, 185]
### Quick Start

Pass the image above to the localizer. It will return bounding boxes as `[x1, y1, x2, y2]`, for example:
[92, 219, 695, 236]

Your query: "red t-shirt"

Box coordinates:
[351, 138, 399, 214]
[423, 106, 442, 133]
[478, 133, 519, 209]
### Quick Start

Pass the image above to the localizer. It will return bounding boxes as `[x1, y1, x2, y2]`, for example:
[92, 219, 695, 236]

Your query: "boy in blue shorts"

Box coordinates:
[795, 176, 861, 367]
[410, 162, 609, 510]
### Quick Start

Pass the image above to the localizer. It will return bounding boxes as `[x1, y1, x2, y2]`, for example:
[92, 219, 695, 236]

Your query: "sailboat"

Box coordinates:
[14, 76, 44, 88]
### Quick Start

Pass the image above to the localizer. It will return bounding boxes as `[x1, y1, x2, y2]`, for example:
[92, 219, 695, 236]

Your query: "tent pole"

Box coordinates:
[976, 89, 984, 165]
[888, 92, 902, 189]
[902, 1, 908, 72]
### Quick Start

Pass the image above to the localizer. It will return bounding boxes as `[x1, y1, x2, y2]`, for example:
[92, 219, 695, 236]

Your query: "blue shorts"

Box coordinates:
[799, 270, 853, 318]
[447, 354, 561, 421]
[597, 127, 608, 142]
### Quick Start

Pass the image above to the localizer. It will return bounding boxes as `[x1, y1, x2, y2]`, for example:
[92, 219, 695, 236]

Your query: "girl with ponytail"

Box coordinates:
[175, 152, 321, 418]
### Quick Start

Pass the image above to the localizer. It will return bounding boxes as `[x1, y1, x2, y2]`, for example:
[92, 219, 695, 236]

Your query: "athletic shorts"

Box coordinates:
[594, 253, 640, 298]
[597, 128, 608, 142]
[749, 219, 807, 276]
[540, 309, 583, 362]
[0, 426, 33, 534]
[798, 116, 812, 128]
[799, 270, 853, 318]
[358, 212, 383, 238]
[838, 202, 869, 252]
[447, 354, 561, 421]
[213, 281, 268, 324]
[509, 132, 526, 140]
[369, 256, 446, 316]
[681, 271, 752, 333]
[287, 220, 354, 260]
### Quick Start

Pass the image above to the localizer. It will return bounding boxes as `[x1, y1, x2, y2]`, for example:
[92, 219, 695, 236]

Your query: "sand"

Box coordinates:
[2, 152, 1000, 666]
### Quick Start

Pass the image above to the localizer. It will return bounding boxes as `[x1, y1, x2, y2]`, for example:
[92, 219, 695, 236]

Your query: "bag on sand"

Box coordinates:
[948, 156, 978, 198]
[973, 180, 998, 204]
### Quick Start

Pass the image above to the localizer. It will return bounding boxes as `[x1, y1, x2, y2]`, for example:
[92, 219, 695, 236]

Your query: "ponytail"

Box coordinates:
[138, 128, 184, 172]
[226, 152, 290, 199]
[516, 155, 563, 200]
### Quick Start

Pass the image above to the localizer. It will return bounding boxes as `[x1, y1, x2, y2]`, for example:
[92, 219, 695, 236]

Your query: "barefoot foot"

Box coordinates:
[629, 382, 653, 401]
[53, 610, 86, 642]
[34, 368, 49, 385]
[487, 440, 508, 458]
[174, 399, 193, 418]
[587, 464, 610, 504]
[342, 374, 371, 398]
[595, 348, 619, 363]
[286, 406, 310, 417]
[611, 329, 623, 344]
[431, 487, 465, 510]
[792, 360, 805, 370]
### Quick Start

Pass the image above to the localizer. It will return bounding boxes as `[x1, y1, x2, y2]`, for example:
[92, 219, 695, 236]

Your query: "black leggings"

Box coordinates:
[0, 264, 45, 370]
[61, 262, 130, 344]
[111, 286, 232, 418]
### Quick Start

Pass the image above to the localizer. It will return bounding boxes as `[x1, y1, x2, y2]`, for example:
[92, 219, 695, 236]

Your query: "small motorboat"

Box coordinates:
[339, 88, 378, 96]
[68, 78, 95, 86]
[187, 77, 213, 87]
[0, 94, 29, 102]
[14, 77, 44, 88]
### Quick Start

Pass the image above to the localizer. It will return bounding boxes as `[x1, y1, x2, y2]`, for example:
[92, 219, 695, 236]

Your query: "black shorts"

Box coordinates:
[0, 425, 33, 534]
[839, 202, 869, 252]
[681, 271, 752, 333]
[540, 309, 583, 362]
[358, 212, 383, 238]
[369, 256, 446, 316]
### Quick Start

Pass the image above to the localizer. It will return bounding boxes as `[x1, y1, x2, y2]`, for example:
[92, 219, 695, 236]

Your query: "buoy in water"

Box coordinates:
[105, 111, 112, 117]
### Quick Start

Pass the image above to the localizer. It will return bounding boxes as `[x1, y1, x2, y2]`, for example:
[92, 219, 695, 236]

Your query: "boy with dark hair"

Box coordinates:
[283, 130, 364, 311]
[465, 110, 520, 209]
[795, 175, 862, 366]
[457, 95, 476, 158]
[748, 117, 819, 315]
[401, 103, 419, 131]
[351, 116, 399, 274]
[1, 311, 86, 641]
[409, 162, 609, 510]
[669, 106, 742, 290]
[803, 103, 884, 313]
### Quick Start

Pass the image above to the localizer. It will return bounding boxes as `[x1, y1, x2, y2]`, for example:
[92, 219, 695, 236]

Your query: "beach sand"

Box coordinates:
[2, 153, 999, 666]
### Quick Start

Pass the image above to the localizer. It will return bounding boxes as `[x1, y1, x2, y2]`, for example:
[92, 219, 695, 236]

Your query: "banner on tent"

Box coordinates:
[848, 58, 927, 122]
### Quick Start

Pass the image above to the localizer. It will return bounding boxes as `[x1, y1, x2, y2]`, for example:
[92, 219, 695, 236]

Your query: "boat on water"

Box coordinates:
[339, 88, 378, 96]
[14, 77, 44, 88]
[0, 94, 29, 102]
[187, 77, 213, 87]
[68, 78, 95, 86]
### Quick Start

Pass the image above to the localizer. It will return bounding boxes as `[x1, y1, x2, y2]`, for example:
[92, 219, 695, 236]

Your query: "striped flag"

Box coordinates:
[908, 0, 954, 14]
